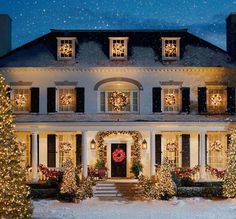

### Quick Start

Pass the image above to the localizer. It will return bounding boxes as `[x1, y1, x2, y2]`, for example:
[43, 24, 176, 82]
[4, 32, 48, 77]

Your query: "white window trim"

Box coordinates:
[161, 85, 182, 113]
[11, 86, 31, 114]
[56, 86, 76, 113]
[206, 85, 227, 114]
[98, 89, 139, 113]
[161, 37, 180, 61]
[109, 37, 129, 61]
[57, 37, 76, 61]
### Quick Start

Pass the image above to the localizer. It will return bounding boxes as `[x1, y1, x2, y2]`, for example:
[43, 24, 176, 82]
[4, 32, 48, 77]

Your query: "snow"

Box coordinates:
[33, 197, 236, 219]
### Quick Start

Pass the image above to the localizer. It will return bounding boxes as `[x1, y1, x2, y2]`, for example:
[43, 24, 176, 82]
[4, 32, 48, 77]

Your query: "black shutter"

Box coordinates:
[75, 87, 85, 113]
[76, 134, 82, 166]
[198, 87, 207, 113]
[47, 134, 56, 167]
[30, 134, 39, 166]
[198, 134, 200, 165]
[182, 134, 190, 167]
[227, 87, 235, 114]
[205, 134, 208, 166]
[227, 134, 231, 151]
[30, 87, 40, 113]
[155, 134, 162, 165]
[181, 87, 190, 113]
[153, 87, 162, 113]
[47, 88, 56, 113]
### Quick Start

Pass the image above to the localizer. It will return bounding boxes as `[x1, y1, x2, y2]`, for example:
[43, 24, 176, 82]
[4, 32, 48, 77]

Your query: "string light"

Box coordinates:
[210, 94, 222, 106]
[14, 94, 27, 107]
[165, 93, 176, 106]
[60, 42, 73, 57]
[109, 91, 129, 111]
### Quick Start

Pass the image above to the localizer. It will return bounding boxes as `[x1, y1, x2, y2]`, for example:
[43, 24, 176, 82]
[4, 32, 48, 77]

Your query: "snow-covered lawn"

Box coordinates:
[33, 197, 236, 219]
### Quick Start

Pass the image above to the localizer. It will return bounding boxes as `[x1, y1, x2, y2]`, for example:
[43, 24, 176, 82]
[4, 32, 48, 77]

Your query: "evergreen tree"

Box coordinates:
[60, 158, 77, 195]
[223, 130, 236, 198]
[0, 74, 32, 218]
[156, 158, 176, 199]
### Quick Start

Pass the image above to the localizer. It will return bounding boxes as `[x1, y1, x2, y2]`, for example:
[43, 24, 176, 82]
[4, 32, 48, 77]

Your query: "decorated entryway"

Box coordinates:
[111, 144, 127, 177]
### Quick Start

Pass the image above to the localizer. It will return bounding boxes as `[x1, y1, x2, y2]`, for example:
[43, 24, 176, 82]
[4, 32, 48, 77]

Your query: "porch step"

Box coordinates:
[93, 181, 143, 200]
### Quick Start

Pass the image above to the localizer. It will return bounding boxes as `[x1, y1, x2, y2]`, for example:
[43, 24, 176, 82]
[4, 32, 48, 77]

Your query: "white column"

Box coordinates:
[199, 131, 206, 180]
[31, 132, 39, 182]
[150, 131, 156, 176]
[82, 131, 88, 178]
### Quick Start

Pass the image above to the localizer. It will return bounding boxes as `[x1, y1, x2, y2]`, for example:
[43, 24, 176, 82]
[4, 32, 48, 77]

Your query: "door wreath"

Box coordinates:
[112, 148, 126, 163]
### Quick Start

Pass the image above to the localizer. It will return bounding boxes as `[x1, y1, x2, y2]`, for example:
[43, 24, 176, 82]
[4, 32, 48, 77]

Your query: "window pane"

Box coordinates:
[100, 92, 105, 112]
[132, 91, 138, 112]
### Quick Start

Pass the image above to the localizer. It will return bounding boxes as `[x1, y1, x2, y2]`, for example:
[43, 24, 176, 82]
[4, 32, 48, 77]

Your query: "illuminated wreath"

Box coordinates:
[210, 94, 222, 106]
[166, 141, 177, 152]
[165, 93, 176, 106]
[60, 94, 72, 105]
[165, 43, 177, 56]
[14, 94, 27, 107]
[109, 91, 129, 111]
[60, 43, 73, 56]
[210, 140, 222, 152]
[112, 148, 126, 163]
[59, 142, 72, 153]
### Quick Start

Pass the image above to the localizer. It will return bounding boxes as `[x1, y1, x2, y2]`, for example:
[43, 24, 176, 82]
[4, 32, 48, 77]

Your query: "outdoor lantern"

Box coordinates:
[90, 139, 96, 150]
[142, 139, 147, 149]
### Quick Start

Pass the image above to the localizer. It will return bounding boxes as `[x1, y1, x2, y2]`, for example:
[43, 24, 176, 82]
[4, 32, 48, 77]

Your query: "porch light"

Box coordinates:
[142, 139, 147, 149]
[90, 139, 96, 150]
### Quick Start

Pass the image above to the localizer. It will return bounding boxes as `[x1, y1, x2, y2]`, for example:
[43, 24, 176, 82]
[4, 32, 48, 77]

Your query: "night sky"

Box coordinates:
[1, 0, 236, 50]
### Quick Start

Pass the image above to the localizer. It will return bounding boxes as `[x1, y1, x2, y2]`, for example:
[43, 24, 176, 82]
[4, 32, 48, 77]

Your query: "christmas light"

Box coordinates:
[112, 40, 125, 57]
[109, 91, 129, 111]
[165, 93, 176, 106]
[210, 94, 222, 106]
[165, 42, 177, 57]
[60, 93, 73, 105]
[14, 94, 27, 107]
[59, 43, 73, 57]
[210, 140, 222, 151]
[166, 141, 177, 152]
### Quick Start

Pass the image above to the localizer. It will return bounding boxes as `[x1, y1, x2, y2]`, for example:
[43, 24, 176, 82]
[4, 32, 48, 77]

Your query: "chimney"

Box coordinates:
[0, 14, 11, 57]
[227, 13, 236, 61]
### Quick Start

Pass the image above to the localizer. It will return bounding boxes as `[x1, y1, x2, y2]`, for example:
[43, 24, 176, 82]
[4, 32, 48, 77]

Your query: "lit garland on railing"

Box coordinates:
[206, 165, 226, 179]
[108, 91, 129, 111]
[171, 165, 200, 178]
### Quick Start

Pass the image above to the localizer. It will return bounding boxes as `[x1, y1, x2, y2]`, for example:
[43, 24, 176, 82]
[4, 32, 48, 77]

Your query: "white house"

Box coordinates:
[0, 14, 236, 182]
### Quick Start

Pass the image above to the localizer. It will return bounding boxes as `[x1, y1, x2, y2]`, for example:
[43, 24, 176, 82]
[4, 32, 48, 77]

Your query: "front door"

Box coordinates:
[111, 144, 127, 177]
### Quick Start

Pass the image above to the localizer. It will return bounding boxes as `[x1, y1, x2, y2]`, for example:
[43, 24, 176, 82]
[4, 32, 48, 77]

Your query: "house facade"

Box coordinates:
[0, 14, 236, 182]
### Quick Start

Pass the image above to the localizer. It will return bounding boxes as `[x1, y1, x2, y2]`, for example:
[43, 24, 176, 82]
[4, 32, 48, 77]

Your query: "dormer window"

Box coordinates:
[161, 37, 180, 61]
[109, 37, 128, 60]
[57, 37, 76, 60]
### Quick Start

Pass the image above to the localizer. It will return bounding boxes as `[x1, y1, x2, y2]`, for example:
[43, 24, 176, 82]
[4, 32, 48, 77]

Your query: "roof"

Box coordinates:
[0, 28, 233, 68]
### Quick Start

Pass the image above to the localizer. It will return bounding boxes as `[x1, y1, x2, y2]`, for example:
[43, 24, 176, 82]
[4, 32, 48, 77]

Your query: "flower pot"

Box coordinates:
[98, 168, 106, 179]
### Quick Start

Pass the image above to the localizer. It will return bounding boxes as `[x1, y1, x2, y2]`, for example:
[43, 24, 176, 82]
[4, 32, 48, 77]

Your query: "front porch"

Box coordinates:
[16, 122, 231, 183]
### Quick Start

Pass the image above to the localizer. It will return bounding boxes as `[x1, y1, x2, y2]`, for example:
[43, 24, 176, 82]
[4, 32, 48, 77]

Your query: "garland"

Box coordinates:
[60, 43, 73, 56]
[165, 93, 176, 106]
[206, 165, 226, 179]
[60, 94, 72, 105]
[59, 142, 72, 153]
[14, 94, 27, 107]
[210, 94, 222, 106]
[95, 131, 142, 164]
[171, 165, 200, 178]
[112, 148, 126, 163]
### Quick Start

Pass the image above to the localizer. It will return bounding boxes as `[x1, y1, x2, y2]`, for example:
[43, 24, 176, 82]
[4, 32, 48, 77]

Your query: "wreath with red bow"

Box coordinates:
[112, 148, 126, 163]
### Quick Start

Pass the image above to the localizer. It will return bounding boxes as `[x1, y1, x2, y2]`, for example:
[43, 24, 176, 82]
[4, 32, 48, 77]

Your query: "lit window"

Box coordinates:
[208, 133, 227, 169]
[58, 134, 75, 167]
[58, 88, 75, 112]
[207, 87, 226, 114]
[162, 37, 180, 60]
[57, 37, 76, 60]
[163, 88, 180, 112]
[163, 134, 179, 167]
[109, 37, 128, 60]
[13, 88, 30, 112]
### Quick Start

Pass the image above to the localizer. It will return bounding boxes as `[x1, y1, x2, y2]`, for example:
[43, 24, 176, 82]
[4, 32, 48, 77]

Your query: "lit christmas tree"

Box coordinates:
[223, 130, 236, 198]
[60, 158, 77, 195]
[156, 159, 176, 199]
[0, 74, 32, 218]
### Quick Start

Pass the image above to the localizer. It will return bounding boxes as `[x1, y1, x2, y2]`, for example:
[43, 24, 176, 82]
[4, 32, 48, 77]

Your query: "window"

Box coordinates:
[58, 134, 75, 167]
[162, 87, 180, 112]
[58, 88, 75, 112]
[163, 134, 180, 167]
[13, 88, 30, 112]
[57, 37, 76, 60]
[208, 133, 227, 169]
[109, 37, 128, 60]
[207, 87, 226, 114]
[161, 37, 180, 60]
